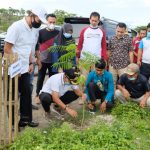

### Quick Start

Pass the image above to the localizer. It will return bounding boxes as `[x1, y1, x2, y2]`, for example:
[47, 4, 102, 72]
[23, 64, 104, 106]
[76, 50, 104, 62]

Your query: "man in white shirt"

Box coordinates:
[39, 68, 86, 118]
[138, 23, 150, 81]
[4, 6, 47, 127]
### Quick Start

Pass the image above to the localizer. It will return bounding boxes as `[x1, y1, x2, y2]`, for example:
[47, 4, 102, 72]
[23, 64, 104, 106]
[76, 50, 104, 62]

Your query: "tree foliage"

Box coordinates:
[0, 7, 25, 32]
[0, 8, 78, 32]
[134, 26, 147, 33]
[53, 9, 78, 25]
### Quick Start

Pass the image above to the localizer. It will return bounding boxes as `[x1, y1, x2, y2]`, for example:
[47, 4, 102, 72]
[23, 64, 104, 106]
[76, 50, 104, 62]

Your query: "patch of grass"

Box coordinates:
[5, 102, 150, 149]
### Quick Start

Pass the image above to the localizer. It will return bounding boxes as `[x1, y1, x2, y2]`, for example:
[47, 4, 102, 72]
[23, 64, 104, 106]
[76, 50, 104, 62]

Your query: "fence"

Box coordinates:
[0, 53, 19, 145]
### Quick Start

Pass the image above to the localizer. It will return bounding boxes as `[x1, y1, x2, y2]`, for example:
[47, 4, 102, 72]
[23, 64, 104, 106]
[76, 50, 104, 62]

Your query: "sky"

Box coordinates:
[0, 0, 150, 27]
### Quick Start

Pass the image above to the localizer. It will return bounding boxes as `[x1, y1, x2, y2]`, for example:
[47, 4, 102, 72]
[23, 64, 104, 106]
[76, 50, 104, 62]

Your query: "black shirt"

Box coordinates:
[117, 74, 150, 98]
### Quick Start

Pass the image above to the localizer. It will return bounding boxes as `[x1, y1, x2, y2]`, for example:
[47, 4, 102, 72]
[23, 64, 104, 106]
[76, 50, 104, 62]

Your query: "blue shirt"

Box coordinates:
[139, 37, 150, 49]
[85, 70, 114, 102]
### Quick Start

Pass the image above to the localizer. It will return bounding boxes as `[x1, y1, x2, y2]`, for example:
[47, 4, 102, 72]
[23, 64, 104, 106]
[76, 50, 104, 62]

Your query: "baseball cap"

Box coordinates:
[125, 63, 139, 75]
[31, 6, 47, 24]
[64, 67, 80, 85]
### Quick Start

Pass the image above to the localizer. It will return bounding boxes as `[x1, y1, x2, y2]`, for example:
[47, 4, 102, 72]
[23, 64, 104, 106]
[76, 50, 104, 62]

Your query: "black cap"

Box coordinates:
[64, 67, 80, 85]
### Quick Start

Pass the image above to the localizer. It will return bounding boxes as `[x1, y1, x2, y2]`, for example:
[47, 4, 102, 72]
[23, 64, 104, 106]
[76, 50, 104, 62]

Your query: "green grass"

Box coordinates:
[1, 102, 150, 150]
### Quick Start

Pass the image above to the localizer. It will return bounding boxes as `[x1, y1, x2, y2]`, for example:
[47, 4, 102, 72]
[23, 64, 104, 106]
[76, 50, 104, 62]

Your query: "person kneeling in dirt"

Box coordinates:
[39, 67, 86, 119]
[85, 58, 114, 113]
[115, 63, 150, 108]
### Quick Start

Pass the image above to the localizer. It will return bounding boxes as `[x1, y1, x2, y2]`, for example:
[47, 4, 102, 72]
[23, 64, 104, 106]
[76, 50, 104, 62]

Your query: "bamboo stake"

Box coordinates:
[0, 53, 2, 143]
[8, 75, 12, 144]
[3, 57, 8, 144]
[14, 77, 19, 137]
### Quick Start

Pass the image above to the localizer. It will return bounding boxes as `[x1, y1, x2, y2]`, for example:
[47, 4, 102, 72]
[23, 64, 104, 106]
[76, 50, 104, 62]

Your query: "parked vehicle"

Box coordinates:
[0, 32, 6, 53]
[64, 17, 137, 45]
[0, 25, 61, 54]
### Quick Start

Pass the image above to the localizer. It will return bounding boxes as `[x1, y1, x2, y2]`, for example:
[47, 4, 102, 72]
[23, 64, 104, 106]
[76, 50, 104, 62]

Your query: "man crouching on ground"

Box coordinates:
[85, 58, 114, 113]
[39, 67, 86, 119]
[115, 63, 150, 108]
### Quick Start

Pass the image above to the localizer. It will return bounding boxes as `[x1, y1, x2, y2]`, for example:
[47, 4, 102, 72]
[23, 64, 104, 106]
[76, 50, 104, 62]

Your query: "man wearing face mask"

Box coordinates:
[39, 67, 86, 119]
[115, 63, 150, 108]
[34, 14, 59, 104]
[77, 12, 107, 61]
[4, 6, 47, 127]
[137, 23, 150, 81]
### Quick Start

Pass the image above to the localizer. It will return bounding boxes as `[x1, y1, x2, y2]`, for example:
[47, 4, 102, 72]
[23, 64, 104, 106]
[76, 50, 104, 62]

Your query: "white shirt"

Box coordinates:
[81, 27, 103, 58]
[141, 38, 150, 64]
[5, 18, 37, 74]
[31, 28, 39, 62]
[40, 73, 79, 97]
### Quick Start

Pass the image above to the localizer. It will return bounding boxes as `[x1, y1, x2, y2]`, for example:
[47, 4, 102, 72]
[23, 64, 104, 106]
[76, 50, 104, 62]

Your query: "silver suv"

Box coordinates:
[64, 17, 137, 45]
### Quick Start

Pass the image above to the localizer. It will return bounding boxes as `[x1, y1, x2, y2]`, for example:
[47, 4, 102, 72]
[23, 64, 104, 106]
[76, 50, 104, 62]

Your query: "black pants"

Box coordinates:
[39, 91, 79, 112]
[88, 82, 114, 109]
[140, 62, 150, 80]
[36, 62, 56, 96]
[19, 73, 32, 122]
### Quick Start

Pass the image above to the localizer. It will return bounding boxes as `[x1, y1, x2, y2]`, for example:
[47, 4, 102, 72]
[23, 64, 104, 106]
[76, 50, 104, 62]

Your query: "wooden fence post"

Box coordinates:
[0, 53, 2, 144]
[0, 53, 19, 144]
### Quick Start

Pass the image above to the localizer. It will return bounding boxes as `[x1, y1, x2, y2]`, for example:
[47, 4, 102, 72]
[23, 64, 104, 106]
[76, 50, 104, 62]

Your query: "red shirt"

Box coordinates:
[132, 37, 141, 63]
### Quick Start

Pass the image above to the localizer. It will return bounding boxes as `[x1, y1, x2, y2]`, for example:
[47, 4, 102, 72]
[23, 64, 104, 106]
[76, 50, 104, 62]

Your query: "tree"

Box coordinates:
[134, 26, 147, 33]
[53, 9, 78, 25]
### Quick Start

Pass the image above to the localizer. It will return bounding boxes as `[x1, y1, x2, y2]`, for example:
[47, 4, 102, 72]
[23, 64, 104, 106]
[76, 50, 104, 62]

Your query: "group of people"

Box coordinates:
[4, 6, 150, 128]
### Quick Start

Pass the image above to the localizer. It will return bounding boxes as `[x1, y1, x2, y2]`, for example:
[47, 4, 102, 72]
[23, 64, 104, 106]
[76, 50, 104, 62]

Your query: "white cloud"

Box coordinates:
[0, 0, 149, 27]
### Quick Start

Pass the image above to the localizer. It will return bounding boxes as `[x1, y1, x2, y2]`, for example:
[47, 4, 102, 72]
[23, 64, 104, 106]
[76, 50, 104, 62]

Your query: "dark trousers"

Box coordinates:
[39, 91, 79, 112]
[140, 62, 150, 80]
[88, 82, 114, 109]
[36, 62, 56, 96]
[19, 73, 32, 122]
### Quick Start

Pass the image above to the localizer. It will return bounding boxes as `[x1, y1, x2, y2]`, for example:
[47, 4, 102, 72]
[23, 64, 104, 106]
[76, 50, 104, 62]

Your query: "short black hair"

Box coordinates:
[147, 23, 150, 29]
[117, 22, 127, 29]
[90, 12, 100, 19]
[95, 58, 106, 69]
[46, 13, 56, 19]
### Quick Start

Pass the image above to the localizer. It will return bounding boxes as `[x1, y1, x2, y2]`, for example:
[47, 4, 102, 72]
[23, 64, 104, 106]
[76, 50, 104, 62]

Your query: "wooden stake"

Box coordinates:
[0, 53, 2, 144]
[8, 75, 12, 144]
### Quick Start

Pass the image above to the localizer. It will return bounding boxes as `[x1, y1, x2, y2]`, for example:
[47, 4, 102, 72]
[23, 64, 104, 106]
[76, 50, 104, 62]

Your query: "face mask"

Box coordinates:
[31, 18, 41, 28]
[64, 82, 71, 86]
[63, 33, 72, 38]
[128, 77, 136, 81]
[47, 24, 55, 30]
[90, 24, 98, 29]
[147, 32, 150, 38]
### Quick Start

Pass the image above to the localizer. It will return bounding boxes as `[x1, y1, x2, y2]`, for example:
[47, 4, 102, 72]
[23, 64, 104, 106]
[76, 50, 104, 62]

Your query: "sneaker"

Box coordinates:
[44, 112, 51, 121]
[50, 103, 64, 120]
[34, 96, 41, 105]
[32, 104, 39, 110]
[88, 105, 96, 115]
[27, 121, 39, 127]
[19, 121, 39, 127]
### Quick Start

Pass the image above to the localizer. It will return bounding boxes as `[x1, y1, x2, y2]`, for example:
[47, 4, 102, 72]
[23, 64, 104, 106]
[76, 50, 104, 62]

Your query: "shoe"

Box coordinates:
[44, 112, 52, 122]
[88, 105, 96, 115]
[32, 104, 39, 110]
[34, 96, 41, 105]
[18, 121, 28, 127]
[50, 103, 64, 120]
[27, 121, 39, 127]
